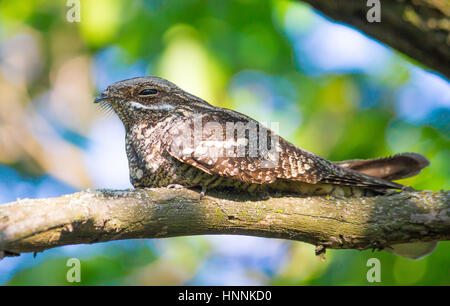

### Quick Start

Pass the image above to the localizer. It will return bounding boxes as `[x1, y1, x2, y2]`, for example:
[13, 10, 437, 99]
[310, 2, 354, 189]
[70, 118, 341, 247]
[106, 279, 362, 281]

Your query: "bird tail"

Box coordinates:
[334, 153, 429, 182]
[334, 153, 435, 260]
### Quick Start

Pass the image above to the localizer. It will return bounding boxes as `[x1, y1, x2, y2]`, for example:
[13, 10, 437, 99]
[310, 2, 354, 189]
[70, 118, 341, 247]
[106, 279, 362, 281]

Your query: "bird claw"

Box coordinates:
[199, 186, 207, 200]
[166, 184, 185, 189]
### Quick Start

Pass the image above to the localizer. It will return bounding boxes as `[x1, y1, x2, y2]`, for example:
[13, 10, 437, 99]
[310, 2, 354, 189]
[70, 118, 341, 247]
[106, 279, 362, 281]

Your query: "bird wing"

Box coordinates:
[166, 109, 402, 189]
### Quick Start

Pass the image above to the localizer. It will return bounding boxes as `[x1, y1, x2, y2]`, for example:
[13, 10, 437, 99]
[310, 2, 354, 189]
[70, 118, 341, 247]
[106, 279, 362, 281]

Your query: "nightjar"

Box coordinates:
[94, 76, 429, 197]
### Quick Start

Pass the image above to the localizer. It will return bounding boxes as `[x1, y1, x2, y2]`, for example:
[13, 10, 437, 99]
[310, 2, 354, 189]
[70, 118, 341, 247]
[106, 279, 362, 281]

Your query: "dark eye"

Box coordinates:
[139, 89, 157, 95]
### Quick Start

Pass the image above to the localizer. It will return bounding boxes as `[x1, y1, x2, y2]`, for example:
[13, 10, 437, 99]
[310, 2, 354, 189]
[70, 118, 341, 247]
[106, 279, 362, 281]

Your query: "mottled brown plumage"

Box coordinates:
[94, 76, 429, 197]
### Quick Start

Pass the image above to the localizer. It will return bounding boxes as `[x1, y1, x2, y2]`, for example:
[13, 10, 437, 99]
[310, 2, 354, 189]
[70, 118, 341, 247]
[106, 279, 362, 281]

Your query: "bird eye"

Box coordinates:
[139, 89, 158, 95]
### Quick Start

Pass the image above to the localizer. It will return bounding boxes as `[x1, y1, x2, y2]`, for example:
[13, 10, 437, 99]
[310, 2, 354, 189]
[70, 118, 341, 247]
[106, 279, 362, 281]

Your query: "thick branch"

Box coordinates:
[0, 188, 449, 257]
[301, 0, 450, 78]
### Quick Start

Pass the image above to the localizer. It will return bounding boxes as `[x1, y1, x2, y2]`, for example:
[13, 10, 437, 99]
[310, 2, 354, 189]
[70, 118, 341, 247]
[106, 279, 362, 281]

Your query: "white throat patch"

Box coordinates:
[129, 101, 175, 111]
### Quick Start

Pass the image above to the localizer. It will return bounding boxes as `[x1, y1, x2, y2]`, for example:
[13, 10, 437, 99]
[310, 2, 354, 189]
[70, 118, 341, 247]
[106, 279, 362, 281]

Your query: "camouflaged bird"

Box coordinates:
[94, 76, 429, 197]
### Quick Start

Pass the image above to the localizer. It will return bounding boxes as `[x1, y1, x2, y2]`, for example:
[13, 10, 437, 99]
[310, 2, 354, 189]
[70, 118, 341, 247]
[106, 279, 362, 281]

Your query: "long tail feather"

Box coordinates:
[334, 153, 429, 181]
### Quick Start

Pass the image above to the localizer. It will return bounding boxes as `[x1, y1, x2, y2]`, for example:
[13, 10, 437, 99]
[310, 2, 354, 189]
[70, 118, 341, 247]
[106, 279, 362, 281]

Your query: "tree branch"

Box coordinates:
[301, 0, 450, 78]
[0, 188, 449, 257]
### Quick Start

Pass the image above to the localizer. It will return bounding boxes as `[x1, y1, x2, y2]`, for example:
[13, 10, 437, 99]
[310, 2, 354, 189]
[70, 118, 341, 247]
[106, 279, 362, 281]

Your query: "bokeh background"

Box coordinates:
[0, 0, 449, 285]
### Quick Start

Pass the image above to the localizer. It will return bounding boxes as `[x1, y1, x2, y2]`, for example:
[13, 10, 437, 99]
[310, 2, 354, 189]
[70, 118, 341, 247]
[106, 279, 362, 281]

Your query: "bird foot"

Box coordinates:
[199, 186, 207, 201]
[166, 184, 185, 189]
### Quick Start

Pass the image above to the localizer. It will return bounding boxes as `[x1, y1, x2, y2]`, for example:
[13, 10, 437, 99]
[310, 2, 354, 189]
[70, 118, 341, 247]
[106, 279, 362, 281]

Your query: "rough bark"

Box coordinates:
[0, 188, 449, 257]
[301, 0, 450, 78]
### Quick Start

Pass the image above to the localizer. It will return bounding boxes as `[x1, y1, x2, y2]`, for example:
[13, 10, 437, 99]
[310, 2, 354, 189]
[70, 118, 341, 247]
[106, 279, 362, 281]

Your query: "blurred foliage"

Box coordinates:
[8, 245, 158, 286]
[0, 0, 448, 285]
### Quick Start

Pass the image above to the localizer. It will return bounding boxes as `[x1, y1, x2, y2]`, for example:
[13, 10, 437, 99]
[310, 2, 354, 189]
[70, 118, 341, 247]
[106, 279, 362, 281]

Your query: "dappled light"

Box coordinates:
[0, 0, 448, 286]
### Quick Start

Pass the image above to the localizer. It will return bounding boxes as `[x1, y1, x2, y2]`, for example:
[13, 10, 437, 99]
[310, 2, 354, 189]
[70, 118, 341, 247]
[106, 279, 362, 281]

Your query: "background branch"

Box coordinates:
[301, 0, 450, 78]
[1, 188, 449, 257]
